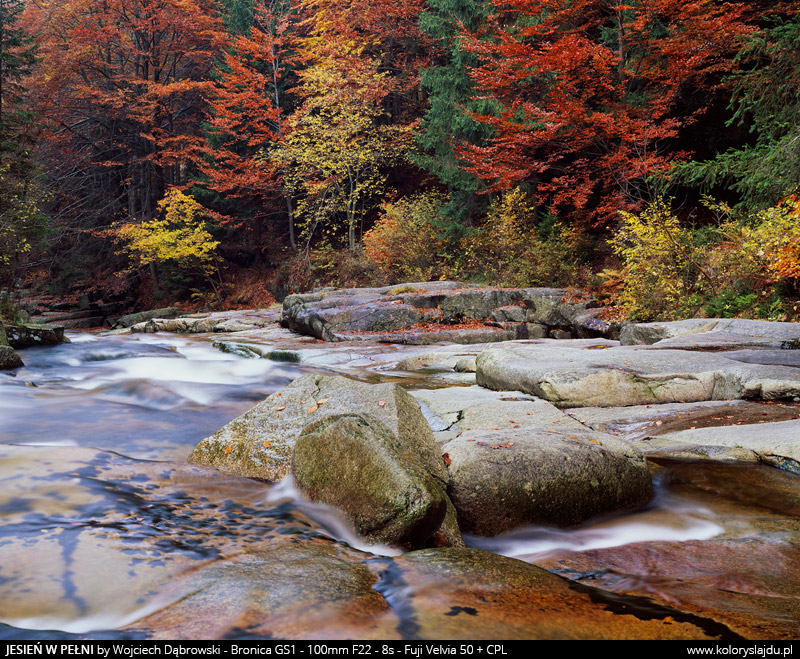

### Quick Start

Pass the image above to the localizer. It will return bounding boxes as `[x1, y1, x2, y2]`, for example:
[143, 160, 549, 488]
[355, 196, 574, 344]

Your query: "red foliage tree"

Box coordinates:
[201, 1, 300, 249]
[459, 0, 751, 227]
[23, 0, 226, 227]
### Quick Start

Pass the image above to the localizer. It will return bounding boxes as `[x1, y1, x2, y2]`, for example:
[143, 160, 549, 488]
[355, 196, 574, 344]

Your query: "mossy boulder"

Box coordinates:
[293, 414, 450, 547]
[0, 322, 23, 370]
[4, 323, 68, 349]
[189, 374, 463, 548]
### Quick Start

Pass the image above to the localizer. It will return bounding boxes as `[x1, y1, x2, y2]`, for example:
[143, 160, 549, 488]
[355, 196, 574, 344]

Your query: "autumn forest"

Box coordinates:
[1, 0, 799, 321]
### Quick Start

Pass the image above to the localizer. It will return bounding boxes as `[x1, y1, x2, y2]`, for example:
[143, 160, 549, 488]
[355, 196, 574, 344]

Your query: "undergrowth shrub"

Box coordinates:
[461, 188, 582, 286]
[610, 197, 708, 320]
[363, 192, 452, 283]
[610, 196, 800, 321]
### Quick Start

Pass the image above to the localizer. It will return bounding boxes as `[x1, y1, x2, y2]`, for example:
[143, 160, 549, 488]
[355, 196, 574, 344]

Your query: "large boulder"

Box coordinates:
[476, 343, 800, 407]
[293, 414, 449, 547]
[442, 428, 651, 534]
[189, 374, 462, 548]
[410, 385, 653, 533]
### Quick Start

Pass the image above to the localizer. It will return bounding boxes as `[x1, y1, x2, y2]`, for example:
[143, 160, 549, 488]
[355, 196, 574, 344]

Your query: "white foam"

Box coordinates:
[265, 476, 402, 557]
[468, 494, 724, 560]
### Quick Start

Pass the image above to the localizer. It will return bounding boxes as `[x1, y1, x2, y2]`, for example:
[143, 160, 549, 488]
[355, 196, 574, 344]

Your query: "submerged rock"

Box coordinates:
[126, 544, 719, 640]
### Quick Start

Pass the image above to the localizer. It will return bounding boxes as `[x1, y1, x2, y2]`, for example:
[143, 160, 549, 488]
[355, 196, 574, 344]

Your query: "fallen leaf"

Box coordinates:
[317, 398, 329, 405]
[378, 400, 386, 407]
[509, 420, 516, 423]
[276, 406, 286, 412]
[442, 453, 451, 466]
[276, 393, 282, 397]
[513, 425, 520, 429]
[225, 445, 233, 455]
[308, 405, 318, 414]
[263, 441, 271, 448]
[655, 420, 663, 426]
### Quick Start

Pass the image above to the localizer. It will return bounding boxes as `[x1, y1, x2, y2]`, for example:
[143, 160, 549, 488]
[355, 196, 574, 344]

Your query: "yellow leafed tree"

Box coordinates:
[275, 43, 409, 252]
[116, 189, 220, 295]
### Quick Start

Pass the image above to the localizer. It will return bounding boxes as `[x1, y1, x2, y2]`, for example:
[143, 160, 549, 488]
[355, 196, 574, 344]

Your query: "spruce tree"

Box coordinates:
[0, 0, 36, 157]
[415, 0, 494, 227]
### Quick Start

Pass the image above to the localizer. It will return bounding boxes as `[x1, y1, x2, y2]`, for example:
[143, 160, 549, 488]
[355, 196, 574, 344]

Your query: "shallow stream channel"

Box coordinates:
[1, 330, 798, 640]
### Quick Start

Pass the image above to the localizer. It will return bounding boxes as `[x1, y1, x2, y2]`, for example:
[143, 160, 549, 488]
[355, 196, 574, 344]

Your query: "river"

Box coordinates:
[1, 331, 798, 639]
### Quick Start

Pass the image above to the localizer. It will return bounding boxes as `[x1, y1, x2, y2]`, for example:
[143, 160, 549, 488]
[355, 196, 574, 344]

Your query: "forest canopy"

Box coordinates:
[1, 0, 799, 321]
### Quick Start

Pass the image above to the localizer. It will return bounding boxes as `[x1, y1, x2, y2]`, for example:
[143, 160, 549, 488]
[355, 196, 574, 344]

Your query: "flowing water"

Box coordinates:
[1, 332, 798, 639]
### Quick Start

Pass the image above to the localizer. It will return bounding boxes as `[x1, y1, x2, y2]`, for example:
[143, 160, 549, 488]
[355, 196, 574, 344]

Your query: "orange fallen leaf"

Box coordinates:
[308, 405, 318, 414]
[589, 439, 602, 445]
[508, 420, 516, 423]
[276, 393, 282, 397]
[317, 398, 329, 405]
[276, 406, 286, 412]
[225, 445, 233, 455]
[513, 425, 520, 429]
[263, 441, 271, 448]
[442, 453, 451, 466]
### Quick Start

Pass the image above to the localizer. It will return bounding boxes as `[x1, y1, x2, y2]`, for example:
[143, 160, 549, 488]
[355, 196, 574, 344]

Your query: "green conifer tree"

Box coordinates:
[415, 0, 494, 228]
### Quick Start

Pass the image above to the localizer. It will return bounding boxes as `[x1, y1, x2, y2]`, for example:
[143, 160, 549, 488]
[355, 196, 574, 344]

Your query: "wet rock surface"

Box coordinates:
[535, 460, 800, 640]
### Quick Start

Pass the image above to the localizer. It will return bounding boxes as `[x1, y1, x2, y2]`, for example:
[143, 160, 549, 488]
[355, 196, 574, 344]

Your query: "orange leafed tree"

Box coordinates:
[201, 0, 300, 249]
[459, 0, 751, 227]
[23, 0, 226, 227]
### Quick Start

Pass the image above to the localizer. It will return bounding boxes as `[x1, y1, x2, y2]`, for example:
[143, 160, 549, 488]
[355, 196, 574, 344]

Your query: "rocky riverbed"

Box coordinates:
[2, 283, 800, 639]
